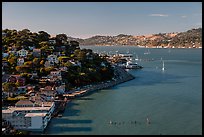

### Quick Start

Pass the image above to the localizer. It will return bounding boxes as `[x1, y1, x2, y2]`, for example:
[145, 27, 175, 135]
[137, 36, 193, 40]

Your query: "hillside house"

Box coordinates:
[47, 54, 59, 64]
[40, 86, 56, 101]
[17, 58, 25, 66]
[32, 49, 41, 57]
[17, 49, 28, 57]
[7, 75, 26, 86]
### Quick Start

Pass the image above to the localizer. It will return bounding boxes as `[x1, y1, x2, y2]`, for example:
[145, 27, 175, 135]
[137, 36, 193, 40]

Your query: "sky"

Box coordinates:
[2, 2, 202, 39]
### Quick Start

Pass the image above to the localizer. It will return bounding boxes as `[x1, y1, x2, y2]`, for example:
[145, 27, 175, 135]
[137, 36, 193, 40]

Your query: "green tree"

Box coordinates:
[2, 82, 17, 97]
[38, 31, 50, 42]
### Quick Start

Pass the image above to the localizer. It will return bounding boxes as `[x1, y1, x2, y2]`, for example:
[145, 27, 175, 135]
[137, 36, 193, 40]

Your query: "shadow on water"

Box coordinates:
[65, 101, 80, 116]
[76, 97, 94, 101]
[57, 127, 92, 132]
[44, 101, 93, 134]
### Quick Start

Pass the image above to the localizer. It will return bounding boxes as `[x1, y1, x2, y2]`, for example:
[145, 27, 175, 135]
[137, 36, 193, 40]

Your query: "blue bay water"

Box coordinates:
[44, 46, 202, 135]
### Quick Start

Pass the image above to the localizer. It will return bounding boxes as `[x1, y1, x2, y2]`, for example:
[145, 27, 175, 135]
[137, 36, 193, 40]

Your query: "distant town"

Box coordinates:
[67, 28, 202, 48]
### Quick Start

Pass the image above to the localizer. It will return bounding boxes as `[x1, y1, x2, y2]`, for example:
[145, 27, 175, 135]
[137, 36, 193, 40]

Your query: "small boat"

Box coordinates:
[125, 61, 143, 69]
[135, 55, 139, 61]
[146, 117, 151, 124]
[58, 114, 62, 117]
[162, 61, 165, 71]
[109, 120, 112, 124]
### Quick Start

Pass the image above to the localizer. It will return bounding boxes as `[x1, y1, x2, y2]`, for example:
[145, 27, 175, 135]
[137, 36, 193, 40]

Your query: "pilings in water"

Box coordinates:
[52, 97, 69, 117]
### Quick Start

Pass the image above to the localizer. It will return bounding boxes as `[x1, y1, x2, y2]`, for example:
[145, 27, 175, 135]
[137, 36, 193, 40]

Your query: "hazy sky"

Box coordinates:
[2, 2, 202, 39]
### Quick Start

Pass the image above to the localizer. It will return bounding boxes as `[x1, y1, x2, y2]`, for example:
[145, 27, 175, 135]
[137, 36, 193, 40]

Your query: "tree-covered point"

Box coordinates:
[2, 29, 114, 89]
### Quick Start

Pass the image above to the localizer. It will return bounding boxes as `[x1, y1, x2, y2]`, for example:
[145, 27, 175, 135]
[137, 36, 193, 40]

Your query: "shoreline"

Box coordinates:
[80, 45, 202, 49]
[63, 65, 135, 99]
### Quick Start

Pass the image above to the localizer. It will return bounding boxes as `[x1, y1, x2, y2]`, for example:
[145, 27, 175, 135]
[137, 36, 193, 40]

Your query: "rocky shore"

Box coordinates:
[63, 65, 135, 98]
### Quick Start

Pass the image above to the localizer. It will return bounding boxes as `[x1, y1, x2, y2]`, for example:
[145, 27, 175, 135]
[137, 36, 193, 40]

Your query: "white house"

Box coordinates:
[47, 54, 59, 64]
[17, 49, 28, 57]
[2, 53, 9, 58]
[49, 39, 56, 45]
[46, 70, 62, 82]
[56, 83, 66, 94]
[2, 32, 7, 37]
[17, 58, 25, 66]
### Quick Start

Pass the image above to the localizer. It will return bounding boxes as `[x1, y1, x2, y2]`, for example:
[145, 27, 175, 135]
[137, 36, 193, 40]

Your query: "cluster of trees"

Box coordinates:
[2, 29, 114, 90]
[170, 28, 202, 47]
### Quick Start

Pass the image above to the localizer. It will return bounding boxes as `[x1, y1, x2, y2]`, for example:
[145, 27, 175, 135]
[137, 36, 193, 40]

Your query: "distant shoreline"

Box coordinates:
[80, 45, 202, 49]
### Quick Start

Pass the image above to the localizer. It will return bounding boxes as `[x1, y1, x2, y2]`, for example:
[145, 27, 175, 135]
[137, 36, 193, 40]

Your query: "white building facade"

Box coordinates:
[2, 102, 55, 132]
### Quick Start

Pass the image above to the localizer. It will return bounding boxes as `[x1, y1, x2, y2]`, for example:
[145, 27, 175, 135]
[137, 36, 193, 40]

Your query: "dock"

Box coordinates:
[52, 97, 69, 117]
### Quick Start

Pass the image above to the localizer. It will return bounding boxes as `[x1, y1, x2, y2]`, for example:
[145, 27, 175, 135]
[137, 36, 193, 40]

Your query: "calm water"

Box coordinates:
[44, 46, 202, 135]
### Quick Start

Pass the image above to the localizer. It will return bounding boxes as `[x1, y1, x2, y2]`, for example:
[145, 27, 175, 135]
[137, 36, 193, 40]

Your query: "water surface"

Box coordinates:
[44, 46, 202, 135]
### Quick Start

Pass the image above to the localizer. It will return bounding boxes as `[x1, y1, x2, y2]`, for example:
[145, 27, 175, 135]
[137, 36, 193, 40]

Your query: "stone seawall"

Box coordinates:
[63, 66, 135, 98]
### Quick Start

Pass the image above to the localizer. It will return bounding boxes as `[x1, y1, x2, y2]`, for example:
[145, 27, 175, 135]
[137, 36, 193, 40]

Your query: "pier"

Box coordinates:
[52, 97, 69, 117]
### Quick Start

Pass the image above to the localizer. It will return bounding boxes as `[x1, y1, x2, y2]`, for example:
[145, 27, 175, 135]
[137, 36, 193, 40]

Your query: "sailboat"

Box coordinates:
[135, 55, 139, 61]
[162, 61, 165, 71]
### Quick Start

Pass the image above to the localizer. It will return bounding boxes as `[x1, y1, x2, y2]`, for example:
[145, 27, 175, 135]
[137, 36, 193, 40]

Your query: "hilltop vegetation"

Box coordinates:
[2, 29, 114, 90]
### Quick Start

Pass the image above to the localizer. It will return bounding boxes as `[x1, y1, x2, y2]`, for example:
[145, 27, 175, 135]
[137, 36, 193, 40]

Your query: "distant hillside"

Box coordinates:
[68, 28, 202, 48]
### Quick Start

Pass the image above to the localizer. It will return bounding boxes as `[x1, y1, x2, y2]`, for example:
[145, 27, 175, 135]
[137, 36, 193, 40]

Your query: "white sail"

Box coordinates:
[162, 61, 165, 71]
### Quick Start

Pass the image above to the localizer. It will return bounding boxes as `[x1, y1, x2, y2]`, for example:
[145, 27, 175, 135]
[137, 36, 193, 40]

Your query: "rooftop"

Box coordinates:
[2, 109, 15, 114]
[25, 112, 47, 117]
[7, 104, 54, 111]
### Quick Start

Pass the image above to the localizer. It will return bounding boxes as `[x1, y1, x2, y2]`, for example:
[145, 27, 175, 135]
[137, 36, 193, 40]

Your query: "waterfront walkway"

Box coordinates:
[63, 65, 135, 99]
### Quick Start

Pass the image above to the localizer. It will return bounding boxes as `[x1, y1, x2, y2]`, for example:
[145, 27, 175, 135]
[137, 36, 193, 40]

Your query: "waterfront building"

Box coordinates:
[2, 101, 55, 132]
